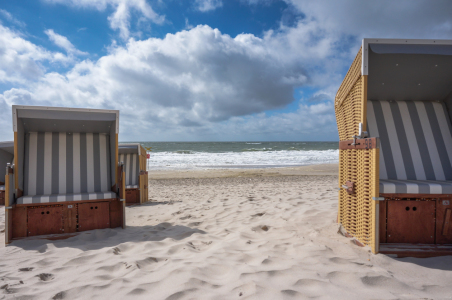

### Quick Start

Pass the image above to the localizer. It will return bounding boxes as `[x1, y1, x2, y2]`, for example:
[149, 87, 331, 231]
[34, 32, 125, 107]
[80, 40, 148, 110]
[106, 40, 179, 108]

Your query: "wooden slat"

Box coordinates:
[78, 202, 110, 232]
[339, 137, 379, 150]
[443, 209, 451, 236]
[12, 206, 27, 239]
[387, 200, 435, 244]
[379, 200, 387, 243]
[436, 198, 452, 244]
[109, 200, 123, 228]
[27, 206, 63, 237]
[126, 188, 139, 205]
[63, 203, 77, 234]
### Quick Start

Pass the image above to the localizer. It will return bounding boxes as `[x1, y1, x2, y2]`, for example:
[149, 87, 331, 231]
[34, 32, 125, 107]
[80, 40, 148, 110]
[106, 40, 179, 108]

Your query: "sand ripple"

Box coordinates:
[1, 175, 452, 299]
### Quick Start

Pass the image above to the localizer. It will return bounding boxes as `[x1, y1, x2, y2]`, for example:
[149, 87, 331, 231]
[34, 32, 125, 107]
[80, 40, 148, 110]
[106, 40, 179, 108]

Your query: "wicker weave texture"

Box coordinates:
[335, 48, 362, 110]
[336, 77, 364, 140]
[339, 148, 378, 249]
[335, 46, 378, 252]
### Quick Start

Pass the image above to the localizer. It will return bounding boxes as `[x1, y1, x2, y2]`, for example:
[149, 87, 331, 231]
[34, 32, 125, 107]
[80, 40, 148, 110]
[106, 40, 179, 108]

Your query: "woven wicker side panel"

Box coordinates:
[339, 148, 378, 247]
[335, 47, 362, 109]
[336, 76, 363, 141]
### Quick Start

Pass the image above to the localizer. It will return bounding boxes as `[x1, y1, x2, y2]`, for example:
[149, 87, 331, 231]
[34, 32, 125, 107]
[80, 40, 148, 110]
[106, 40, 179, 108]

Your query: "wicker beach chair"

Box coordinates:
[5, 106, 126, 244]
[0, 141, 14, 206]
[118, 143, 149, 205]
[336, 38, 452, 257]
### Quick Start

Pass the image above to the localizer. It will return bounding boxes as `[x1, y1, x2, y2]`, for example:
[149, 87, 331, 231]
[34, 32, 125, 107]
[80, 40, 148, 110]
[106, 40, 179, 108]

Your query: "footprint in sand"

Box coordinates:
[37, 273, 54, 282]
[252, 225, 270, 232]
[52, 292, 65, 299]
[19, 267, 34, 272]
[188, 221, 202, 226]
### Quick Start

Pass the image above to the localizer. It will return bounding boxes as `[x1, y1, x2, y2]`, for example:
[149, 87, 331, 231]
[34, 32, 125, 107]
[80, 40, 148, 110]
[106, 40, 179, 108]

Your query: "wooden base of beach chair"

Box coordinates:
[379, 243, 452, 258]
[125, 188, 140, 205]
[0, 191, 4, 205]
[9, 199, 124, 240]
[379, 195, 452, 247]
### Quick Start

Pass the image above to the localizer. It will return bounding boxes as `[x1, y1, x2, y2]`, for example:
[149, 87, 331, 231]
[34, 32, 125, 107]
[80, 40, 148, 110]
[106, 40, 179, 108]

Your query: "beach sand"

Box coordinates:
[1, 163, 452, 299]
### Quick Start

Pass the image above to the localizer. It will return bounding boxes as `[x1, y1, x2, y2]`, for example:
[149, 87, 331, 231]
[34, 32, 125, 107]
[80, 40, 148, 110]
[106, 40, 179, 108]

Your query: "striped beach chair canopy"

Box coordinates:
[12, 106, 119, 204]
[118, 143, 141, 189]
[364, 39, 452, 194]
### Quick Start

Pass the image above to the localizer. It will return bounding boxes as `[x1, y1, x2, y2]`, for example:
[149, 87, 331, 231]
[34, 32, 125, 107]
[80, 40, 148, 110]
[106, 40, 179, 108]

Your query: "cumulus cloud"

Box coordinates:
[284, 0, 452, 45]
[195, 0, 223, 12]
[44, 0, 164, 40]
[0, 24, 70, 85]
[45, 29, 88, 56]
[0, 25, 310, 140]
[2, 1, 452, 141]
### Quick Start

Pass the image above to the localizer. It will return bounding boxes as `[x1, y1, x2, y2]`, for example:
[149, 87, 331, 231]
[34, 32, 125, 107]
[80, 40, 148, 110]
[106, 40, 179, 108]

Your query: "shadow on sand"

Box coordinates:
[9, 222, 206, 252]
[389, 255, 452, 271]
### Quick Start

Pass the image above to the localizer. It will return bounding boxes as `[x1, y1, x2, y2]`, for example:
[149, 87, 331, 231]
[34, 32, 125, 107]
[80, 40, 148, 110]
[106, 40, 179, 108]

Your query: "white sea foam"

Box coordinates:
[147, 149, 339, 170]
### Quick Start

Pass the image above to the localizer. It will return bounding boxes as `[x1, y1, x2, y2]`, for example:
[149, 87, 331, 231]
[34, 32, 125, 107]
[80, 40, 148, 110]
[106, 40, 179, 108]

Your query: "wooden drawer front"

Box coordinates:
[436, 199, 452, 244]
[387, 200, 435, 244]
[78, 202, 110, 231]
[27, 206, 63, 236]
[126, 189, 139, 204]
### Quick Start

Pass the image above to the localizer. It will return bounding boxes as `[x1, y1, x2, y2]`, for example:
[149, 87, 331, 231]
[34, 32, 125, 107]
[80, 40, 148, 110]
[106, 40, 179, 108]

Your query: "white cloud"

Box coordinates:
[44, 0, 164, 40]
[286, 0, 452, 40]
[0, 9, 26, 27]
[2, 1, 452, 141]
[0, 24, 71, 85]
[0, 25, 311, 140]
[185, 18, 194, 30]
[45, 29, 88, 56]
[195, 0, 223, 12]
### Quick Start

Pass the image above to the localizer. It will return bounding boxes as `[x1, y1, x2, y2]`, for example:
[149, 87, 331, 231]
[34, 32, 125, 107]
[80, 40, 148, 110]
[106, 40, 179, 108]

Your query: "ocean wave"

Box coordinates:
[174, 150, 196, 154]
[147, 149, 339, 170]
[241, 148, 273, 152]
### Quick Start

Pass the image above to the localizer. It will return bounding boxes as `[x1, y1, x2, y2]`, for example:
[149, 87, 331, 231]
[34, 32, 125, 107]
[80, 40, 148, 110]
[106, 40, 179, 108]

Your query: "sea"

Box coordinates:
[132, 142, 339, 170]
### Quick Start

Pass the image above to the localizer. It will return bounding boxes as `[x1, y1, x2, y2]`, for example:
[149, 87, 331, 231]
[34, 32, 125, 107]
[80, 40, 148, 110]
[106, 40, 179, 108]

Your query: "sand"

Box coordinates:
[1, 163, 452, 299]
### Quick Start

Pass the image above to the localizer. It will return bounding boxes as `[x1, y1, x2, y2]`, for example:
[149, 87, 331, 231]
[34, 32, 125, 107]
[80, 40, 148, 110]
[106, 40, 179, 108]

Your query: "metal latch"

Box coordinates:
[351, 123, 369, 145]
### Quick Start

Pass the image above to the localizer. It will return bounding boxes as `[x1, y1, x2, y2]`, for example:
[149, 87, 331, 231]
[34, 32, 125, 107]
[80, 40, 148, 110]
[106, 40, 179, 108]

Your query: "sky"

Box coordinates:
[0, 1, 451, 142]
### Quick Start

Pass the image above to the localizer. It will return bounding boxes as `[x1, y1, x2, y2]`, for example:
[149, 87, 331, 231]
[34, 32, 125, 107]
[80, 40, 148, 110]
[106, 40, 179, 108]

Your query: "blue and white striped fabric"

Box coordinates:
[119, 153, 139, 188]
[368, 100, 452, 194]
[17, 191, 116, 205]
[379, 179, 452, 194]
[18, 132, 114, 203]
